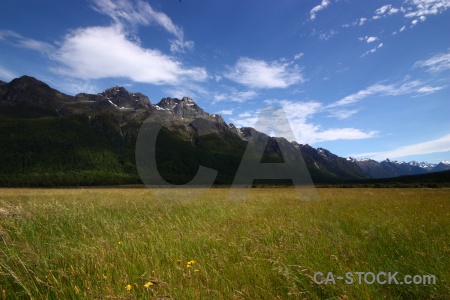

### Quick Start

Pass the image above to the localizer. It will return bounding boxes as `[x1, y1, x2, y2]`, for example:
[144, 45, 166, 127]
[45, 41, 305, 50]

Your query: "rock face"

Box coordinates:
[155, 97, 226, 124]
[100, 86, 151, 110]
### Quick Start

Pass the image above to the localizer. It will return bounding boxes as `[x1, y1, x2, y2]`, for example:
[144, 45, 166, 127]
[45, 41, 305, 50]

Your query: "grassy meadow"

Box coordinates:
[0, 188, 449, 299]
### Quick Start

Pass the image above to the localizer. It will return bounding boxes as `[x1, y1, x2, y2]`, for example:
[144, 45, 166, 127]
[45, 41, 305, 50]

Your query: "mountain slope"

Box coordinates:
[0, 75, 371, 186]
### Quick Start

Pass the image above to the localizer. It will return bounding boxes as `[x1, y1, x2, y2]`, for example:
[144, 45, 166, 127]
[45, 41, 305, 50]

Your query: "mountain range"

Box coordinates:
[0, 76, 448, 187]
[347, 157, 450, 178]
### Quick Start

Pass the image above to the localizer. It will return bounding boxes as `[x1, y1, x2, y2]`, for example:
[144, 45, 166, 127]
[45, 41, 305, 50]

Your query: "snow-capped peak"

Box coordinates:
[441, 160, 450, 165]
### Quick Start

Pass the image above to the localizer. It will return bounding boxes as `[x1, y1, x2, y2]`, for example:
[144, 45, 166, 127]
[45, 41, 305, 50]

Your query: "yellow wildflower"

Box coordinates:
[118, 241, 123, 245]
[144, 281, 153, 288]
[186, 264, 191, 268]
[194, 269, 199, 273]
[177, 259, 182, 263]
[125, 284, 132, 291]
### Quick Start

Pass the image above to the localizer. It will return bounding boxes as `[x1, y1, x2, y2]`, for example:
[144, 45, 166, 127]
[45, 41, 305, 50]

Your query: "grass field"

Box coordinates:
[0, 188, 449, 299]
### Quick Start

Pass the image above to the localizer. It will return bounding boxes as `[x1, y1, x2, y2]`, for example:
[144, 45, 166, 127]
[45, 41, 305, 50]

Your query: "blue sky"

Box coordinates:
[1, 0, 449, 163]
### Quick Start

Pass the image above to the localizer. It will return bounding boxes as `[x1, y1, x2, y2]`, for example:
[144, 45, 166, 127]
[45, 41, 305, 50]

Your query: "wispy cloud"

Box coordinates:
[318, 29, 338, 40]
[162, 78, 212, 100]
[230, 100, 377, 144]
[225, 57, 303, 89]
[327, 109, 359, 120]
[415, 49, 450, 73]
[372, 0, 450, 26]
[328, 79, 446, 108]
[373, 4, 400, 18]
[310, 0, 331, 20]
[361, 43, 383, 57]
[294, 52, 304, 60]
[45, 77, 99, 95]
[342, 17, 369, 28]
[213, 89, 258, 103]
[358, 17, 367, 26]
[0, 30, 55, 54]
[218, 109, 233, 116]
[91, 0, 193, 52]
[403, 0, 450, 18]
[410, 15, 427, 27]
[0, 65, 16, 81]
[352, 133, 450, 160]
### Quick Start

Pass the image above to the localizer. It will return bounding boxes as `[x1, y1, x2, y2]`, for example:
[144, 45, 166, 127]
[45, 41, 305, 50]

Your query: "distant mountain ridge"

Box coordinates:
[0, 75, 447, 186]
[347, 157, 450, 178]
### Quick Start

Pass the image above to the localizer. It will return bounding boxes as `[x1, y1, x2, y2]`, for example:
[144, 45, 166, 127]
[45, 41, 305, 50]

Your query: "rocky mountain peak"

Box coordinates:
[99, 86, 151, 110]
[0, 75, 71, 111]
[154, 96, 226, 126]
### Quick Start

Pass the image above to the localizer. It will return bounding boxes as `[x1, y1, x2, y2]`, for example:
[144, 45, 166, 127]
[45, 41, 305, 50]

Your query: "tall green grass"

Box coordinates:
[0, 188, 449, 299]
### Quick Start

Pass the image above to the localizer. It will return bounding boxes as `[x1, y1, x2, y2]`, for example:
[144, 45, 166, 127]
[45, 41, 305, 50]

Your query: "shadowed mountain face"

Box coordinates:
[0, 75, 373, 186]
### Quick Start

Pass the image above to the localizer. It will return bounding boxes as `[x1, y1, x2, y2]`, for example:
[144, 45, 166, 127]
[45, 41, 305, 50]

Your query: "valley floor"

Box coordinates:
[0, 188, 449, 299]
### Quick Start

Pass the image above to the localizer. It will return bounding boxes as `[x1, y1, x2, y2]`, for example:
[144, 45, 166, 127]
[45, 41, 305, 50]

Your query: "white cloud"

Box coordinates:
[389, 7, 400, 14]
[310, 0, 331, 20]
[361, 42, 383, 57]
[368, 1, 450, 38]
[415, 49, 450, 73]
[352, 133, 450, 160]
[294, 52, 304, 60]
[366, 36, 379, 43]
[373, 4, 401, 18]
[371, 0, 450, 28]
[359, 17, 367, 26]
[51, 25, 206, 85]
[231, 100, 377, 144]
[91, 0, 193, 52]
[416, 85, 447, 94]
[328, 78, 445, 107]
[225, 57, 303, 89]
[404, 0, 450, 18]
[375, 4, 392, 15]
